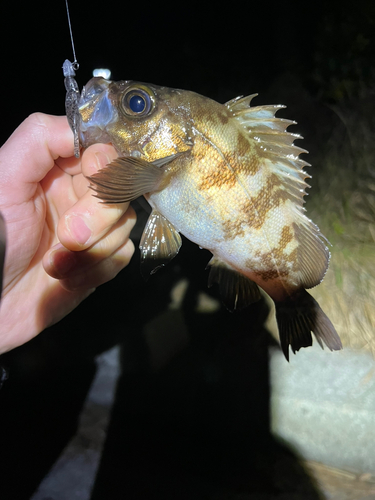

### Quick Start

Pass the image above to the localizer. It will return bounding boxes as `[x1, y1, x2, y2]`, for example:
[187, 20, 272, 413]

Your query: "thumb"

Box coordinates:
[0, 113, 74, 205]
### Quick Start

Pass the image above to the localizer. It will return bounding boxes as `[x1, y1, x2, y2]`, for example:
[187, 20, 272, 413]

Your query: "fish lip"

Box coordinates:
[79, 77, 118, 147]
[79, 77, 111, 106]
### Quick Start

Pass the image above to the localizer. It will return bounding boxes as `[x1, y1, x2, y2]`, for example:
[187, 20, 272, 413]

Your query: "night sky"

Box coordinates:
[2, 0, 373, 147]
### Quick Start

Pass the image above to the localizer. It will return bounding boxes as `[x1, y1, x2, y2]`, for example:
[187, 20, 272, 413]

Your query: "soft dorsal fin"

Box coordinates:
[225, 95, 330, 288]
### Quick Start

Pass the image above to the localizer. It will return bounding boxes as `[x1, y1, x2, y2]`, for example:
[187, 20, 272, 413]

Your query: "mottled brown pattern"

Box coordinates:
[203, 112, 226, 130]
[279, 225, 294, 250]
[224, 133, 261, 176]
[249, 241, 299, 282]
[237, 132, 251, 157]
[242, 174, 287, 228]
[252, 252, 290, 281]
[217, 112, 229, 125]
[221, 218, 246, 240]
[256, 268, 286, 281]
[242, 224, 298, 282]
[197, 160, 238, 190]
[194, 116, 262, 194]
[221, 174, 289, 239]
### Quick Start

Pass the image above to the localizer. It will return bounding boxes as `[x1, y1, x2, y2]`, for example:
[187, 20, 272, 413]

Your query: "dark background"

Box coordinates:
[0, 1, 374, 499]
[1, 0, 374, 147]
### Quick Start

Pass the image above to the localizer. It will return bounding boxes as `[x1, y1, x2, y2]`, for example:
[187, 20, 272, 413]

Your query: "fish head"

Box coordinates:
[78, 77, 113, 145]
[79, 78, 193, 159]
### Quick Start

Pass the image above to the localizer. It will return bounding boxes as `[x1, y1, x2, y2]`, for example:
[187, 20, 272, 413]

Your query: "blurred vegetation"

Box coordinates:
[312, 0, 375, 103]
[300, 1, 375, 352]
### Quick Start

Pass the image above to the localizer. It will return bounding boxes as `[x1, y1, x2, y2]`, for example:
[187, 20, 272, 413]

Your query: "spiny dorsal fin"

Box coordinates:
[226, 95, 310, 214]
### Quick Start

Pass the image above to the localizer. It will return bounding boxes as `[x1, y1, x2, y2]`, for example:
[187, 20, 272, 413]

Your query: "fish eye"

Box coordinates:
[121, 86, 155, 117]
[129, 94, 146, 113]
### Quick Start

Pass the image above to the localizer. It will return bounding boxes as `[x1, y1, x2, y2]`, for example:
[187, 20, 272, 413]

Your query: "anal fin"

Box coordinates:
[140, 210, 182, 279]
[207, 257, 261, 311]
[275, 289, 342, 361]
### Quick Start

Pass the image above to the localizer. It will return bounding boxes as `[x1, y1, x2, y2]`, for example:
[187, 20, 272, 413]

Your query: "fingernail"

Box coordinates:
[50, 248, 77, 278]
[66, 215, 92, 246]
[95, 151, 111, 170]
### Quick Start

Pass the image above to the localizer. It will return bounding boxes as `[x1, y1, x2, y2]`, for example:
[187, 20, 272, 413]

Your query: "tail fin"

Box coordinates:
[275, 289, 342, 361]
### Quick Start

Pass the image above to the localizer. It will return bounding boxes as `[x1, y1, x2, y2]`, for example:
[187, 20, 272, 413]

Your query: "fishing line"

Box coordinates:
[63, 0, 81, 157]
[65, 0, 79, 70]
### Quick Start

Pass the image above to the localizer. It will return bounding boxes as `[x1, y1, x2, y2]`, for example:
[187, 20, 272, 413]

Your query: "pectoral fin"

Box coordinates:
[87, 154, 178, 204]
[140, 210, 182, 279]
[207, 257, 261, 311]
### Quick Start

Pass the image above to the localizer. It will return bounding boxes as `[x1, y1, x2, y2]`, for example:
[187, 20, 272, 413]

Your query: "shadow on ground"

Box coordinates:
[0, 207, 321, 500]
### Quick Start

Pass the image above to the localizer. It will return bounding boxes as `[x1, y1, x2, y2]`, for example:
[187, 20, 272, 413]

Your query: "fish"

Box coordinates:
[77, 77, 342, 360]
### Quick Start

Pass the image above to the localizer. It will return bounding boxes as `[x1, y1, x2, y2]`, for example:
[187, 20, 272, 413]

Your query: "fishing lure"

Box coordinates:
[63, 60, 80, 158]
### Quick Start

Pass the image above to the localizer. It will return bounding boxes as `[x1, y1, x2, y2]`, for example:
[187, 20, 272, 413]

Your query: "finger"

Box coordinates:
[44, 206, 136, 279]
[55, 143, 118, 180]
[57, 145, 129, 251]
[59, 239, 135, 292]
[0, 114, 73, 205]
[0, 212, 6, 300]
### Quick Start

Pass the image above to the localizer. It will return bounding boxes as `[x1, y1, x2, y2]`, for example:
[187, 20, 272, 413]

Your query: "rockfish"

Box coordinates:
[78, 77, 342, 360]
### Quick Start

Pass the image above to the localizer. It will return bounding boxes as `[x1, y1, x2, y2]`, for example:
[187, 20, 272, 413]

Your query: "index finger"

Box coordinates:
[58, 143, 132, 251]
[0, 114, 74, 205]
[0, 113, 74, 181]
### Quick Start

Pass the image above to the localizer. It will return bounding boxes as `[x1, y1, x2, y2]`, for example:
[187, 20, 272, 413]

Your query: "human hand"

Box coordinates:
[0, 113, 136, 353]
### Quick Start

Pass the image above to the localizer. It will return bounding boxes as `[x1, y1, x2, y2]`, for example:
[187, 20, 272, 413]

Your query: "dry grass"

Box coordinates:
[304, 92, 375, 353]
[264, 89, 375, 353]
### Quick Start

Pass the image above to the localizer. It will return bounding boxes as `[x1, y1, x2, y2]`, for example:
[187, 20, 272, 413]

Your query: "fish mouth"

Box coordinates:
[79, 77, 117, 147]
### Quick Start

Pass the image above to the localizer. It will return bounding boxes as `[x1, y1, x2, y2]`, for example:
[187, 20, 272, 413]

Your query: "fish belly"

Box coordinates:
[148, 166, 300, 299]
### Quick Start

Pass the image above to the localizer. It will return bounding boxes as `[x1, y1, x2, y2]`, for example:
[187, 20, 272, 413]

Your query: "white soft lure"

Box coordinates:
[63, 60, 80, 158]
